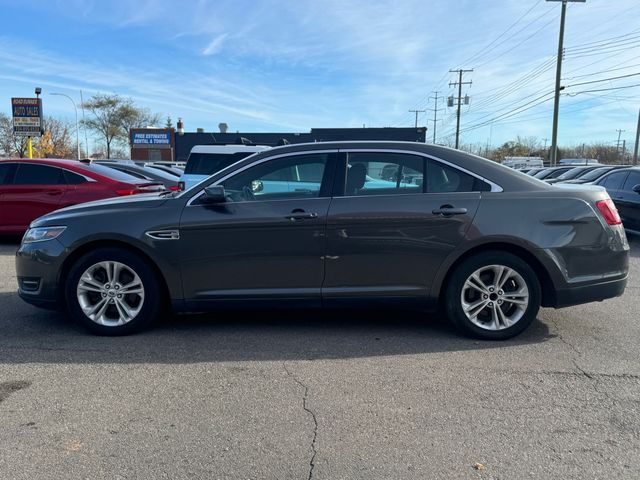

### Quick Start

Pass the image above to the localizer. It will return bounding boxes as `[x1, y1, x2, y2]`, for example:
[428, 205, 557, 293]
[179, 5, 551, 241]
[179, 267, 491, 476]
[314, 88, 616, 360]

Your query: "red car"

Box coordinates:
[0, 159, 164, 235]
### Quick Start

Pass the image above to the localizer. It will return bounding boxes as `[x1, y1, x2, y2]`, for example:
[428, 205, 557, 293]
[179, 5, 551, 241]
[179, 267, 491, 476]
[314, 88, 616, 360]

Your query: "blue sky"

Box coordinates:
[0, 0, 639, 151]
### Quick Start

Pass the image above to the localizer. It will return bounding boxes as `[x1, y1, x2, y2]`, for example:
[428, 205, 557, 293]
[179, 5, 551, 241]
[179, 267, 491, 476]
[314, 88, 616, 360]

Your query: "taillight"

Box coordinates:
[169, 185, 180, 192]
[115, 189, 136, 196]
[178, 181, 185, 191]
[596, 199, 622, 225]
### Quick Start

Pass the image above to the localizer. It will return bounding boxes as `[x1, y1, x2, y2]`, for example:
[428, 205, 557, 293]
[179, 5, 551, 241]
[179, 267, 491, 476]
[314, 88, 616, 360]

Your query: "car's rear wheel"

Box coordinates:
[65, 248, 161, 335]
[445, 251, 541, 340]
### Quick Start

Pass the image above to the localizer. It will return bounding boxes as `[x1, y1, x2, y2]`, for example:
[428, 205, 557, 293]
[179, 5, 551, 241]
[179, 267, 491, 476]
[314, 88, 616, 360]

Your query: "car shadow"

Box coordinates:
[0, 290, 553, 365]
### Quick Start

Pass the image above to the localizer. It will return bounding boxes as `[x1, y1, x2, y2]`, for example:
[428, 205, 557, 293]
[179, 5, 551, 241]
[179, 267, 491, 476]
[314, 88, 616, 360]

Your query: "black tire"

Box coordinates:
[445, 251, 541, 340]
[65, 247, 162, 335]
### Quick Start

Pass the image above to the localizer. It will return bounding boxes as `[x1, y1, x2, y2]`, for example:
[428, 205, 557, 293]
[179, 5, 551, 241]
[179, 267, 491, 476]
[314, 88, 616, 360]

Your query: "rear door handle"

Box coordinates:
[432, 205, 468, 216]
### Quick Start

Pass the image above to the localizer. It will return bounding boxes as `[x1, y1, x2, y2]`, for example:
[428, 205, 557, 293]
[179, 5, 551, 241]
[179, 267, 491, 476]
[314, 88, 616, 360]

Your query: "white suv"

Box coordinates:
[180, 144, 270, 190]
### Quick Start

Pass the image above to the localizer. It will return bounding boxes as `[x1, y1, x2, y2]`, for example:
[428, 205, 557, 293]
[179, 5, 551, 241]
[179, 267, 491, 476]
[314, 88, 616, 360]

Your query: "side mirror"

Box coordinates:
[201, 185, 226, 204]
[633, 184, 640, 194]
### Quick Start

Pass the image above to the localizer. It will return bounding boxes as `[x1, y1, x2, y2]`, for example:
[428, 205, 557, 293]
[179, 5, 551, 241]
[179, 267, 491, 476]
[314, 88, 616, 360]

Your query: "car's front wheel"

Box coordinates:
[445, 251, 541, 340]
[65, 248, 162, 335]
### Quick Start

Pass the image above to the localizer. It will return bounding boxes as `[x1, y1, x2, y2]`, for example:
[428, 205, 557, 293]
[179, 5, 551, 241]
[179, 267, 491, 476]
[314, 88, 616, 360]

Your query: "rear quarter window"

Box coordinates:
[426, 160, 490, 193]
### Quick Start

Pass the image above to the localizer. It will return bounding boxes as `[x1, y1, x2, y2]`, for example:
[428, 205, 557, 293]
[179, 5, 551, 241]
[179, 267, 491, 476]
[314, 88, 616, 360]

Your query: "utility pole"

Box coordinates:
[80, 90, 89, 158]
[622, 139, 626, 163]
[51, 92, 80, 160]
[633, 107, 640, 165]
[616, 129, 625, 162]
[428, 91, 442, 143]
[408, 109, 426, 128]
[547, 0, 586, 166]
[449, 69, 473, 149]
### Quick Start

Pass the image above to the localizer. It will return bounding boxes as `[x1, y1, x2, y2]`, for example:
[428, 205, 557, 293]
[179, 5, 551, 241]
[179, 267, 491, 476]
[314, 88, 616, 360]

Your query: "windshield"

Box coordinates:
[533, 169, 555, 179]
[556, 167, 589, 180]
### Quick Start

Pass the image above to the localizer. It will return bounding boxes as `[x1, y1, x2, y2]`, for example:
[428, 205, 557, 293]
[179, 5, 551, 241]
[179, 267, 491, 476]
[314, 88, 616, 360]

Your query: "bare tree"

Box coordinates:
[81, 94, 161, 158]
[0, 112, 29, 158]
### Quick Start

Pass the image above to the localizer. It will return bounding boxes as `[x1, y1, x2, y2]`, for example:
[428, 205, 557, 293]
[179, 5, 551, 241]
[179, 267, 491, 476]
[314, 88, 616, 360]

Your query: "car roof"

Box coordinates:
[0, 158, 84, 166]
[190, 145, 271, 154]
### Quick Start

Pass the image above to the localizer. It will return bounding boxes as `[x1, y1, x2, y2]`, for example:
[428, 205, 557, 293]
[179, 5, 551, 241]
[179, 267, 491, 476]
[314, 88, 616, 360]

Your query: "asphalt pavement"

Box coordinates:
[0, 236, 639, 480]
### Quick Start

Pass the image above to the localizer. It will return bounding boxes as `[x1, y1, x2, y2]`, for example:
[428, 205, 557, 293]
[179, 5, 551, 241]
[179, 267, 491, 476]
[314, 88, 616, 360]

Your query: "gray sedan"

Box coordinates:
[16, 142, 629, 340]
[93, 160, 180, 190]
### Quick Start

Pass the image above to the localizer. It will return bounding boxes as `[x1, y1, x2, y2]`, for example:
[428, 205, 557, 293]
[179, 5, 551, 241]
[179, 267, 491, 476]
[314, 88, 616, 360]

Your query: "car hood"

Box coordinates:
[31, 193, 170, 227]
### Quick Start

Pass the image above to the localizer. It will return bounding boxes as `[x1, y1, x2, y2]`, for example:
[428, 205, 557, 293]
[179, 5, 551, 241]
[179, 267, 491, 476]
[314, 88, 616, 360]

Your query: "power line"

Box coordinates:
[565, 71, 640, 88]
[456, 0, 545, 68]
[459, 90, 555, 134]
[391, 1, 550, 127]
[566, 83, 640, 95]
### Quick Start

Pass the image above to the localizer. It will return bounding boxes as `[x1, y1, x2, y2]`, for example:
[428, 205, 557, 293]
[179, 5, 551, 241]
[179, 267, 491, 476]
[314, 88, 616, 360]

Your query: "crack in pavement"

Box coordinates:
[548, 317, 612, 399]
[283, 362, 318, 480]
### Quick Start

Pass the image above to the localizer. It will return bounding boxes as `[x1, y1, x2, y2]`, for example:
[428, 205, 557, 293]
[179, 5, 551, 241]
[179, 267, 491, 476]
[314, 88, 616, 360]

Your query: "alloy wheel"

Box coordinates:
[76, 261, 145, 327]
[460, 264, 529, 331]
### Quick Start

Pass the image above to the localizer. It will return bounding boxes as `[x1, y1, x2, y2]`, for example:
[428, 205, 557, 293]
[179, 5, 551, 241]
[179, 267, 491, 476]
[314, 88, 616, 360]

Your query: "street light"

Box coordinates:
[51, 92, 80, 159]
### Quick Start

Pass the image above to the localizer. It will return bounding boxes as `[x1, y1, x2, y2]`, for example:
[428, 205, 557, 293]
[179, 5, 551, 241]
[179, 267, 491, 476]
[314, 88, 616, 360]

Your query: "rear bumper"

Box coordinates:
[553, 275, 627, 308]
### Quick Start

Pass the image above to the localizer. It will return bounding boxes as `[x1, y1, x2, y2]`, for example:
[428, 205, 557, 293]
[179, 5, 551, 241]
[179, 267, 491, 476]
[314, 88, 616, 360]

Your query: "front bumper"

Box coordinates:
[15, 238, 67, 308]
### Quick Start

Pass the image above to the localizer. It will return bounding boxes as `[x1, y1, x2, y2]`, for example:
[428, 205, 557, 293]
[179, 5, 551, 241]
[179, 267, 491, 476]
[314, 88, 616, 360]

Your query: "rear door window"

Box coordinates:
[344, 152, 425, 196]
[601, 171, 628, 191]
[13, 164, 64, 185]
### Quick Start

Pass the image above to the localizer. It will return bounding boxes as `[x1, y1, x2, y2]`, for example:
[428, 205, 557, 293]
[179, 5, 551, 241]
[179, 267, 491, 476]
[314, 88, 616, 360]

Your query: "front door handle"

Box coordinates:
[432, 205, 468, 216]
[285, 211, 318, 221]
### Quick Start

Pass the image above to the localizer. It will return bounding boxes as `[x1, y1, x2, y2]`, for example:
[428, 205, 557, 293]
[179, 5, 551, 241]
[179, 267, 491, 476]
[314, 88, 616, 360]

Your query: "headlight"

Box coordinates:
[22, 226, 67, 243]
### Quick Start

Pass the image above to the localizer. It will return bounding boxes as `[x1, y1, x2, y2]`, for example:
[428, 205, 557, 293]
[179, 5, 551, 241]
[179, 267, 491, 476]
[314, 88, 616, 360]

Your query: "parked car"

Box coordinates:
[16, 142, 628, 340]
[144, 163, 184, 177]
[0, 159, 165, 235]
[92, 160, 180, 191]
[559, 166, 628, 185]
[525, 167, 546, 176]
[594, 167, 640, 234]
[180, 144, 270, 191]
[533, 166, 575, 181]
[546, 165, 604, 184]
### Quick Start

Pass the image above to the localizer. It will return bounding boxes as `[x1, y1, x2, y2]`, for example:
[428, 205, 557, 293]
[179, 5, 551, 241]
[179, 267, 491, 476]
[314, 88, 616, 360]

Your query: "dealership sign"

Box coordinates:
[132, 131, 171, 145]
[11, 97, 43, 136]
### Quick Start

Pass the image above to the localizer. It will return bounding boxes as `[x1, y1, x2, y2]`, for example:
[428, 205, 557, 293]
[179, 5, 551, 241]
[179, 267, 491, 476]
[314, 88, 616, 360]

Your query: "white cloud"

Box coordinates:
[202, 33, 228, 56]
